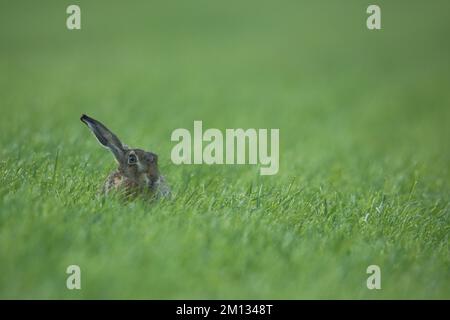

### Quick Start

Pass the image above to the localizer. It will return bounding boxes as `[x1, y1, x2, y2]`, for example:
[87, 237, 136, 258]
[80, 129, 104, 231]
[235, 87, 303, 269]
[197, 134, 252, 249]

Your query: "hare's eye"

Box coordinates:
[128, 154, 137, 165]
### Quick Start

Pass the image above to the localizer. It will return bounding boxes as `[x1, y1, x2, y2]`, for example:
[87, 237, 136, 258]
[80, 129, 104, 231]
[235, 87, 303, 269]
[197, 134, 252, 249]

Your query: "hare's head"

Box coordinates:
[80, 114, 160, 185]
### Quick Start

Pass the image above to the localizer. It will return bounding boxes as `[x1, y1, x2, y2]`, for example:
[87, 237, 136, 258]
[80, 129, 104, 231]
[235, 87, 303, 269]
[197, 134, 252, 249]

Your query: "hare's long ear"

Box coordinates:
[80, 114, 127, 163]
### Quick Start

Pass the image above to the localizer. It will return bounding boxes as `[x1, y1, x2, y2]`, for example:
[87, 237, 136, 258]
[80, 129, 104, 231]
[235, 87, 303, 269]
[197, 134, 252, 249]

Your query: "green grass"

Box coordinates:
[0, 0, 449, 299]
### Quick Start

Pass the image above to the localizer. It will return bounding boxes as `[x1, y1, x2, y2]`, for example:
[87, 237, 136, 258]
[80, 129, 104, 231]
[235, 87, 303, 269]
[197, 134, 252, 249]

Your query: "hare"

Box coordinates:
[80, 114, 170, 199]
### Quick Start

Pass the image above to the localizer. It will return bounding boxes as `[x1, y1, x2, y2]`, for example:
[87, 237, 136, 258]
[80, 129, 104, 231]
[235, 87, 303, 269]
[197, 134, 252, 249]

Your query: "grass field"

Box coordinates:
[0, 0, 449, 299]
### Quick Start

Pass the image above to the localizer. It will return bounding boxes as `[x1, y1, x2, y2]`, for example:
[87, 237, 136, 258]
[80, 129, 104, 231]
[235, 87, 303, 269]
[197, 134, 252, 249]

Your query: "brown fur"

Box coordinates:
[81, 114, 170, 199]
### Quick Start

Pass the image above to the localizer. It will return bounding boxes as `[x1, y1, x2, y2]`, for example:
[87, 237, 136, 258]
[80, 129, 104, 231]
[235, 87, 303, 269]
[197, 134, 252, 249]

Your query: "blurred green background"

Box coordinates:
[0, 0, 449, 298]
